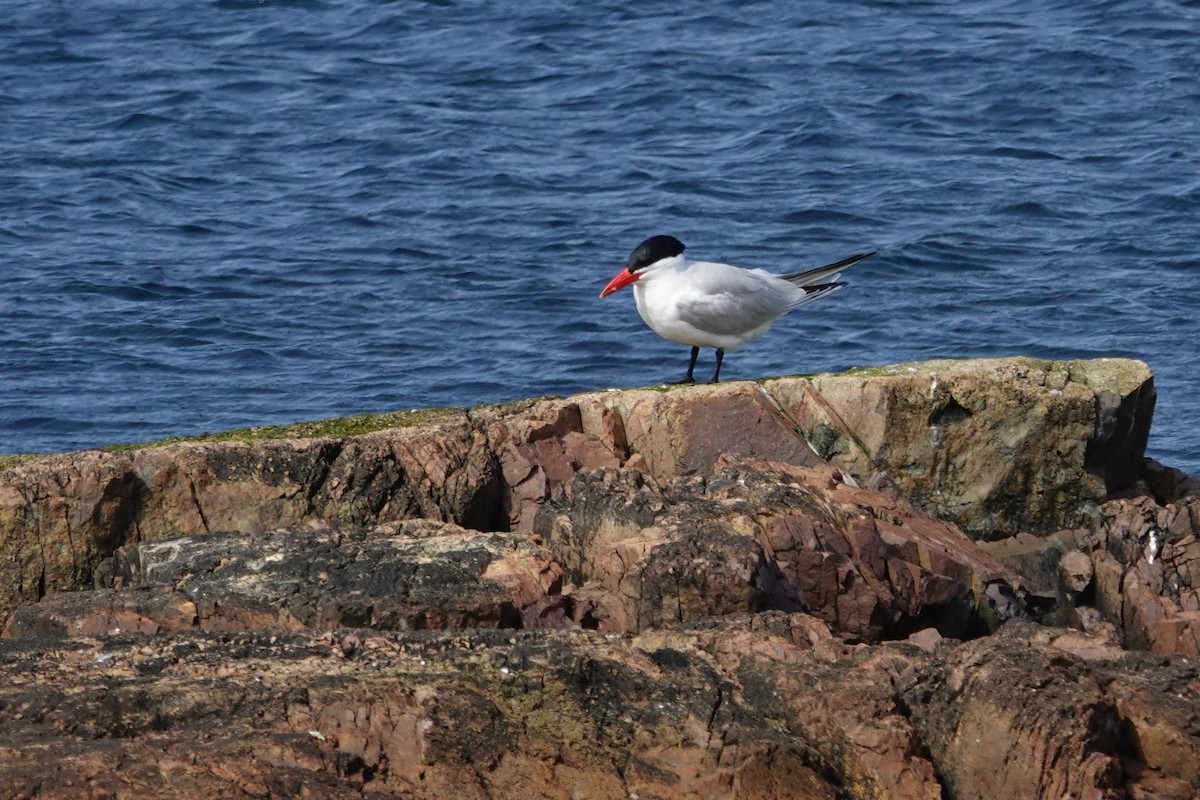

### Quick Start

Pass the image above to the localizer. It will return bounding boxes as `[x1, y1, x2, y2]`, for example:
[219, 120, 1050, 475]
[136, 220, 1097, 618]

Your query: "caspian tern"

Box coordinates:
[600, 235, 874, 384]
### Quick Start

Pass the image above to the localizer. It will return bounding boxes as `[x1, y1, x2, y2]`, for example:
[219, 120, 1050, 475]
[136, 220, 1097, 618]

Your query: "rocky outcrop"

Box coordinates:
[0, 357, 1153, 620]
[0, 356, 1193, 799]
[7, 459, 1028, 646]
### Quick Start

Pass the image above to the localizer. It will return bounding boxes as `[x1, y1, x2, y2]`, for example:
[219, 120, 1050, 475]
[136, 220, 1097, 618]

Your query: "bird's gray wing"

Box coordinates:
[674, 272, 792, 337]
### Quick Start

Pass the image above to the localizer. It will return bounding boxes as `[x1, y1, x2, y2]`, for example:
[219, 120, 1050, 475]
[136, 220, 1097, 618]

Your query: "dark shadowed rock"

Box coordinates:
[535, 460, 1031, 640]
[6, 521, 569, 637]
[901, 624, 1126, 799]
[0, 451, 142, 620]
[1091, 488, 1200, 658]
[980, 458, 1200, 660]
[901, 623, 1200, 800]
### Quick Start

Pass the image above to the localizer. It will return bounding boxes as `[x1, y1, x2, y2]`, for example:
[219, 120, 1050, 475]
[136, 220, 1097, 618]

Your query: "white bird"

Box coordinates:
[599, 235, 874, 384]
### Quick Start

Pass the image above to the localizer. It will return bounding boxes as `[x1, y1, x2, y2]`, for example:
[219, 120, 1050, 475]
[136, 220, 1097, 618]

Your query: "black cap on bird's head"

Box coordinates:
[626, 235, 685, 273]
[600, 234, 686, 298]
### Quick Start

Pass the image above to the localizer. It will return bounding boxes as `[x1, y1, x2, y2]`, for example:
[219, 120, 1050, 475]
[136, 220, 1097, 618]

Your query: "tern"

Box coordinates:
[600, 235, 874, 384]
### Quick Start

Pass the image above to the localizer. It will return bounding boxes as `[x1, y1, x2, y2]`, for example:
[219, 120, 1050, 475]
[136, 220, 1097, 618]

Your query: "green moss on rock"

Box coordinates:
[104, 407, 462, 452]
[0, 454, 38, 473]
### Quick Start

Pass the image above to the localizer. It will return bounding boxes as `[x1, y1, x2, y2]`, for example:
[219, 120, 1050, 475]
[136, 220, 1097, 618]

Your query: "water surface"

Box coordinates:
[2, 0, 1197, 475]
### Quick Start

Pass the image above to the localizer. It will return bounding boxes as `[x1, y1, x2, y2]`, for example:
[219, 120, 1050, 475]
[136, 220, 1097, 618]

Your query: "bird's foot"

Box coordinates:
[670, 376, 696, 385]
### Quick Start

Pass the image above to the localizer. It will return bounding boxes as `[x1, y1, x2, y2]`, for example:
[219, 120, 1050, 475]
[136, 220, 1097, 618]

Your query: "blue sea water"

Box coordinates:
[2, 0, 1198, 477]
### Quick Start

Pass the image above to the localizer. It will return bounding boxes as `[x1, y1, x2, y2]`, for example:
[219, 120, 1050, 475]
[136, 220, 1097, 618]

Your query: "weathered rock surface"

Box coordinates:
[761, 357, 1155, 538]
[0, 618, 1194, 800]
[534, 460, 1030, 639]
[6, 458, 1029, 647]
[0, 356, 1193, 799]
[5, 521, 569, 638]
[900, 623, 1200, 800]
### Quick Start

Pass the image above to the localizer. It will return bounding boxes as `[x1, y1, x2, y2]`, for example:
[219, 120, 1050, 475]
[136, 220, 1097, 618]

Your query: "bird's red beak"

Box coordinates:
[599, 267, 639, 298]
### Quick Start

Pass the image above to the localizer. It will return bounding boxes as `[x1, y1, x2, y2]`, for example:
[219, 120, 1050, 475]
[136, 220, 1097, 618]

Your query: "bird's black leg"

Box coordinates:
[708, 348, 725, 384]
[672, 346, 700, 384]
